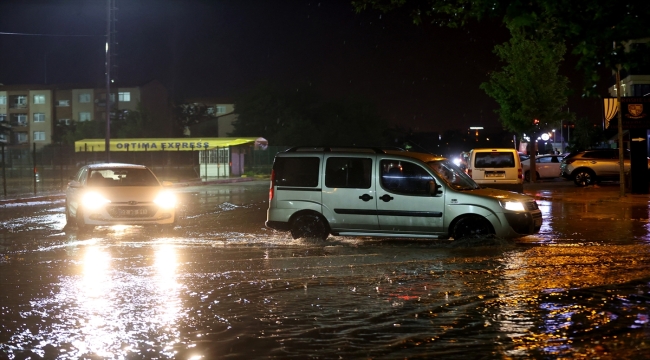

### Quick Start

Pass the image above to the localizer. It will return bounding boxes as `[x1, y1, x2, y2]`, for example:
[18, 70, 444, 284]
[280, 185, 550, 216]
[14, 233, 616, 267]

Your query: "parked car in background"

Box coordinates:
[65, 163, 177, 231]
[522, 154, 564, 181]
[466, 148, 523, 192]
[560, 148, 649, 186]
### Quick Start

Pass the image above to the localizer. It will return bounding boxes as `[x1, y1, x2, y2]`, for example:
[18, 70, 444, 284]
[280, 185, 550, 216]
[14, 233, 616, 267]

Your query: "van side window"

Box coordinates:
[474, 152, 515, 168]
[325, 157, 372, 189]
[380, 160, 432, 195]
[274, 157, 320, 187]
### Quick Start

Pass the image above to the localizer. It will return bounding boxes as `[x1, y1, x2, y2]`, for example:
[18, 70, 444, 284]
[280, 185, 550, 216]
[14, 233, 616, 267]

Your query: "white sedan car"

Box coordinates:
[65, 163, 177, 231]
[522, 154, 564, 181]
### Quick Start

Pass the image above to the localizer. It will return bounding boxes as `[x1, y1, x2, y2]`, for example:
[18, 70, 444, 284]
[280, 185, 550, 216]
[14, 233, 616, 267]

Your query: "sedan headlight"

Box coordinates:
[499, 200, 525, 211]
[154, 191, 176, 209]
[82, 191, 111, 209]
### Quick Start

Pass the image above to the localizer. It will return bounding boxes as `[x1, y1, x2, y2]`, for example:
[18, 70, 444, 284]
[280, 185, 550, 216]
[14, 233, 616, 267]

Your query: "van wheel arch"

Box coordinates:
[449, 214, 495, 240]
[289, 211, 330, 241]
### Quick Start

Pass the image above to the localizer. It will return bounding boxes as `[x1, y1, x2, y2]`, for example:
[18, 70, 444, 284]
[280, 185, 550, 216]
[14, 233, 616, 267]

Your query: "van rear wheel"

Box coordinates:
[291, 214, 329, 241]
[452, 215, 494, 240]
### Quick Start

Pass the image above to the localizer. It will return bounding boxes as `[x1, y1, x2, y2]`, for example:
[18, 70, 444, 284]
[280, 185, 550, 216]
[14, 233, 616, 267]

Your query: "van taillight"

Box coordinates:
[467, 169, 472, 177]
[269, 169, 275, 201]
[518, 168, 523, 179]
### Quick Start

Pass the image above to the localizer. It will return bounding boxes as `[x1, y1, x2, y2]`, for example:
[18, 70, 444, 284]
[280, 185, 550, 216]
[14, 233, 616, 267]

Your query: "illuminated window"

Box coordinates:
[0, 96, 6, 105]
[57, 100, 70, 106]
[79, 112, 92, 121]
[33, 95, 45, 104]
[16, 132, 28, 143]
[216, 105, 227, 114]
[34, 113, 45, 122]
[79, 93, 91, 103]
[118, 92, 131, 102]
[33, 131, 46, 141]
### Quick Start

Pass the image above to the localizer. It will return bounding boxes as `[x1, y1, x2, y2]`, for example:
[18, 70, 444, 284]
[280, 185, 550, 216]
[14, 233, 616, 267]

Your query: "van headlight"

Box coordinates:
[154, 191, 176, 209]
[499, 200, 525, 211]
[82, 191, 111, 209]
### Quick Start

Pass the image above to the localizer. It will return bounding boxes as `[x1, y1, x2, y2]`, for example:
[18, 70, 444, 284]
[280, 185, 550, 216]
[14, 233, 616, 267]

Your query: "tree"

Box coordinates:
[231, 82, 389, 146]
[353, 0, 650, 96]
[480, 26, 572, 181]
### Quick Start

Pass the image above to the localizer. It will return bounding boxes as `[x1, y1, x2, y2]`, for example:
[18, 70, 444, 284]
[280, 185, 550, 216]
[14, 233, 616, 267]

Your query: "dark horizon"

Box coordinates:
[0, 0, 607, 133]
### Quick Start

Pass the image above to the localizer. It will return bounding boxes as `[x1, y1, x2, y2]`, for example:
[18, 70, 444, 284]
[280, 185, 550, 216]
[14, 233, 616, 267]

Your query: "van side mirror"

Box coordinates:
[428, 179, 442, 196]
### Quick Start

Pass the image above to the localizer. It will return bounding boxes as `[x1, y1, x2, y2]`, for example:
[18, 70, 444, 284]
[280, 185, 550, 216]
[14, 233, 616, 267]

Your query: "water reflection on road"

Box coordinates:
[1, 181, 649, 359]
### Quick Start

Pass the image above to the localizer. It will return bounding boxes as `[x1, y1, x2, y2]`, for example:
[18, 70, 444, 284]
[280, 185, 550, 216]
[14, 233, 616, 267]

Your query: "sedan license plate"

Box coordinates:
[119, 209, 148, 216]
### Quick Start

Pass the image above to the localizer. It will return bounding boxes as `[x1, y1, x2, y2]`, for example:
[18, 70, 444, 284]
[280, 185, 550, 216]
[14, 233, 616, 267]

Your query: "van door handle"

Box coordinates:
[358, 194, 373, 202]
[379, 194, 394, 202]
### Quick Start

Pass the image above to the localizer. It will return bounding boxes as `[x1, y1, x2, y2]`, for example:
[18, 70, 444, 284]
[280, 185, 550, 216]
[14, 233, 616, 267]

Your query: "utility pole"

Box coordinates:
[105, 0, 112, 162]
[616, 64, 625, 197]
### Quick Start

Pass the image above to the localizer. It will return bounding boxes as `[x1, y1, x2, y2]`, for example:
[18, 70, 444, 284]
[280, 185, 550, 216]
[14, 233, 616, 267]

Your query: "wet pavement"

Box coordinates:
[1, 179, 650, 359]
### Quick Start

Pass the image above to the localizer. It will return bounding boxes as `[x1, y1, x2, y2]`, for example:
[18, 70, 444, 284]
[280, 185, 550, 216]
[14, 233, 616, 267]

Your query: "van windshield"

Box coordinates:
[426, 159, 480, 190]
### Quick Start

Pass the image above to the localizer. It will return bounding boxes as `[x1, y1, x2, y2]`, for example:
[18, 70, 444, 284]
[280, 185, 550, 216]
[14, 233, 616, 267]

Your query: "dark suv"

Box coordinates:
[560, 149, 631, 186]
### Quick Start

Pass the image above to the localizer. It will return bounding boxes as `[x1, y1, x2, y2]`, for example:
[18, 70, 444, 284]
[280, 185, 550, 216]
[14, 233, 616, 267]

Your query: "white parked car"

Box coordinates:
[65, 163, 177, 231]
[522, 154, 564, 181]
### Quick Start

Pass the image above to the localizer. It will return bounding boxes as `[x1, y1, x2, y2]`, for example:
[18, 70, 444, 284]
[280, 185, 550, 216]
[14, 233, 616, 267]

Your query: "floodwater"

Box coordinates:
[1, 181, 650, 359]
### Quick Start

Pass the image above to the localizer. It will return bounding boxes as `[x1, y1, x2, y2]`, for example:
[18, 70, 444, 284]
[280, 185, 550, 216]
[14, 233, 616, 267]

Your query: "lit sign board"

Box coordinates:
[74, 137, 261, 152]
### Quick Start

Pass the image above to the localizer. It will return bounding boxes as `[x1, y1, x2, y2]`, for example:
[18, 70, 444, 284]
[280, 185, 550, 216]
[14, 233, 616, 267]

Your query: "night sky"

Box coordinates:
[0, 0, 605, 133]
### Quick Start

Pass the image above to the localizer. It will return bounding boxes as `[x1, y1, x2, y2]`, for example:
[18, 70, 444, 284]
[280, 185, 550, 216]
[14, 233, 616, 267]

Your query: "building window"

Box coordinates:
[110, 93, 116, 103]
[118, 92, 131, 102]
[79, 112, 92, 121]
[57, 100, 70, 107]
[16, 132, 28, 143]
[79, 93, 91, 103]
[216, 106, 226, 114]
[34, 113, 45, 122]
[59, 118, 72, 125]
[15, 114, 28, 126]
[0, 96, 6, 105]
[0, 114, 6, 122]
[33, 131, 46, 141]
[14, 96, 27, 107]
[33, 95, 46, 104]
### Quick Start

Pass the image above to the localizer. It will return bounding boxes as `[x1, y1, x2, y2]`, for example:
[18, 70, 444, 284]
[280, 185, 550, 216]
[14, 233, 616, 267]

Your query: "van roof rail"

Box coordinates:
[284, 146, 399, 154]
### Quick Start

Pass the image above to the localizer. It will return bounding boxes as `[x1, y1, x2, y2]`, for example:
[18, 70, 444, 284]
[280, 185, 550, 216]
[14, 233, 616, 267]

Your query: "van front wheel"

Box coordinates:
[291, 214, 329, 241]
[452, 216, 494, 240]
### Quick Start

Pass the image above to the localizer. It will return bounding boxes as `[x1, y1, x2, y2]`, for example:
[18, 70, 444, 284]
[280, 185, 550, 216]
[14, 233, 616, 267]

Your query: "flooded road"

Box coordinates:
[1, 181, 649, 359]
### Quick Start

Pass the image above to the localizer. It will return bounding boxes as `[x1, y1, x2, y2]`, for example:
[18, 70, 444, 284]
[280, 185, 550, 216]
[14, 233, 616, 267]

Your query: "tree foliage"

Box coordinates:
[480, 27, 572, 136]
[53, 105, 166, 144]
[353, 0, 650, 96]
[231, 82, 389, 146]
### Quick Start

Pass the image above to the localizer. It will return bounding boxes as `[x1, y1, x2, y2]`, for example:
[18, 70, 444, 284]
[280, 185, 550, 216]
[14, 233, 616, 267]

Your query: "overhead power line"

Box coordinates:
[0, 31, 102, 37]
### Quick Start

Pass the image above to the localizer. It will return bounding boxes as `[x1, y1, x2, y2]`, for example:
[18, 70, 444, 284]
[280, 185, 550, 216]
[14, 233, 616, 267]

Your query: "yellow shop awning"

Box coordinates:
[74, 137, 266, 152]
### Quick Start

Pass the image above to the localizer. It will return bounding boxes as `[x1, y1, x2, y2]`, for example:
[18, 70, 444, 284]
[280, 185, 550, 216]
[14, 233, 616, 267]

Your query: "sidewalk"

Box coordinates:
[0, 176, 260, 206]
[524, 179, 650, 204]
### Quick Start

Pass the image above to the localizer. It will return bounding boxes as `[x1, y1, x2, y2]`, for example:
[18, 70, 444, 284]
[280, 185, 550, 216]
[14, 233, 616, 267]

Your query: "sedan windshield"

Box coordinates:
[87, 168, 160, 187]
[426, 159, 480, 190]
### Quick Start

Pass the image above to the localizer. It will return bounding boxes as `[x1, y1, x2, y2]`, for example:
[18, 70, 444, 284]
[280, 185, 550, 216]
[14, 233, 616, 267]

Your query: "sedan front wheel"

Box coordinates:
[573, 169, 595, 187]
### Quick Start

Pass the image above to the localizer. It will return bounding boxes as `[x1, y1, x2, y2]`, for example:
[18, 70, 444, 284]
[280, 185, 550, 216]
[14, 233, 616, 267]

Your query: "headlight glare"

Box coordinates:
[500, 200, 525, 211]
[154, 191, 176, 209]
[82, 191, 111, 209]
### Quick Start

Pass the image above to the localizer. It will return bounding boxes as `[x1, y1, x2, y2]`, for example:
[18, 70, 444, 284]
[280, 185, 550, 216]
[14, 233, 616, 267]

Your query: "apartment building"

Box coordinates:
[0, 80, 171, 149]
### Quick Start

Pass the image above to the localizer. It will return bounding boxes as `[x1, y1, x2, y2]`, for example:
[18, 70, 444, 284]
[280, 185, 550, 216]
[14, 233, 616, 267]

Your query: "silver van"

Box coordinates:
[266, 147, 541, 241]
[467, 148, 524, 193]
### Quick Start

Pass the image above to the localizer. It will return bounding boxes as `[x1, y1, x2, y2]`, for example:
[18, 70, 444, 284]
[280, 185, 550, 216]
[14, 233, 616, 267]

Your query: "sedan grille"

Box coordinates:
[107, 205, 157, 218]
